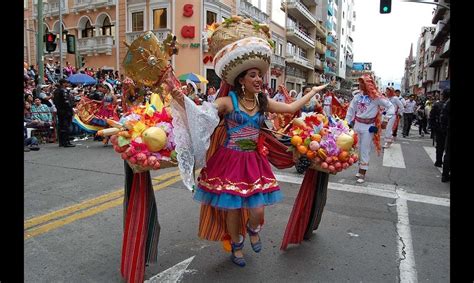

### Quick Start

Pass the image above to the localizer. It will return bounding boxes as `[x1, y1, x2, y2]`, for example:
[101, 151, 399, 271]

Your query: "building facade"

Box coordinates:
[428, 0, 450, 94]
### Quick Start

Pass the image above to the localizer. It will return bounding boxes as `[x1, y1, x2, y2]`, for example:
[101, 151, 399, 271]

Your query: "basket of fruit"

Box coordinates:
[98, 93, 178, 173]
[289, 113, 359, 174]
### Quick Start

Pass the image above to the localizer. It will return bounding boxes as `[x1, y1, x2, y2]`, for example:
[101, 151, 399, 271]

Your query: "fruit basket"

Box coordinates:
[288, 113, 359, 174]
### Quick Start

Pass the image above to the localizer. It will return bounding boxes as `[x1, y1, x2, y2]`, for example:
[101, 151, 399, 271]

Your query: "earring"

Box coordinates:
[241, 85, 245, 94]
[255, 93, 259, 106]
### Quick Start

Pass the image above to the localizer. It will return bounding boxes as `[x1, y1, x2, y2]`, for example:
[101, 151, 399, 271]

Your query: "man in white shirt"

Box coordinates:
[272, 85, 286, 102]
[345, 75, 395, 183]
[402, 94, 417, 137]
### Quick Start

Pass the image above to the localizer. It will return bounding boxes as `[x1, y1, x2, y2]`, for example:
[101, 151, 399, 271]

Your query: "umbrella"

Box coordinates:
[178, 73, 208, 84]
[67, 73, 97, 85]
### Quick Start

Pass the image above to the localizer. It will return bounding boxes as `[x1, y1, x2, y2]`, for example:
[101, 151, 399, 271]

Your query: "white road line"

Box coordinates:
[145, 256, 195, 283]
[423, 146, 443, 173]
[383, 143, 406, 168]
[274, 173, 450, 207]
[396, 197, 418, 283]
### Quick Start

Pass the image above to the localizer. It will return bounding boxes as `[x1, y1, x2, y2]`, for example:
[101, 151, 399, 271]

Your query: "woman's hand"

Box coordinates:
[311, 83, 329, 93]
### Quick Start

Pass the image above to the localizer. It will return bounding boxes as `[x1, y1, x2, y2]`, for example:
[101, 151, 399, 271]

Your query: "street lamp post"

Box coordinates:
[36, 0, 45, 95]
[59, 0, 63, 79]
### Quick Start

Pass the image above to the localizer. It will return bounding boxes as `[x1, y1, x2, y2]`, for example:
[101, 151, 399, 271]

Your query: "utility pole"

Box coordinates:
[59, 0, 63, 78]
[37, 0, 45, 95]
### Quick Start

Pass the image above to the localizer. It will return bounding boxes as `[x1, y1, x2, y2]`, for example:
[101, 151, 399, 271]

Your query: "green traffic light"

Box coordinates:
[383, 6, 388, 12]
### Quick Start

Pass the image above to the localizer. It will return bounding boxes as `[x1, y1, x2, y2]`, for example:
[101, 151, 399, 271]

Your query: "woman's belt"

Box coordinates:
[355, 116, 376, 124]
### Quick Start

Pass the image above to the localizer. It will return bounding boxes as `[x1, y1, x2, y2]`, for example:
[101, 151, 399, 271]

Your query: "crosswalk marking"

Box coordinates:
[383, 143, 406, 168]
[423, 146, 442, 173]
[274, 173, 449, 207]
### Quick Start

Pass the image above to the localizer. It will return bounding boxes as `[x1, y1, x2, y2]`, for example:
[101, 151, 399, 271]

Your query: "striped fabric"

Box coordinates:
[121, 162, 160, 283]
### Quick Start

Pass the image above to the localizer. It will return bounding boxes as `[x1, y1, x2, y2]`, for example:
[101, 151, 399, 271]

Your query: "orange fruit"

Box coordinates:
[297, 145, 308, 154]
[291, 135, 303, 146]
[310, 134, 322, 142]
[306, 150, 316, 159]
[338, 150, 350, 162]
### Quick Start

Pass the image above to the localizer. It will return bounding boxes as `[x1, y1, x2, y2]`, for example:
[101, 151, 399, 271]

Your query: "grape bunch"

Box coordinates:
[295, 156, 311, 174]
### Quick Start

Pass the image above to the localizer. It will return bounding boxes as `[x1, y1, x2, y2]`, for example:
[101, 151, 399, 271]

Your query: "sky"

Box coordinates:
[352, 0, 435, 86]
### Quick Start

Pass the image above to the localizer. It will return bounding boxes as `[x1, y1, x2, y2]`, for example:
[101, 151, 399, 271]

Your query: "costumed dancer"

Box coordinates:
[322, 88, 347, 119]
[170, 16, 328, 267]
[383, 87, 404, 148]
[345, 75, 394, 183]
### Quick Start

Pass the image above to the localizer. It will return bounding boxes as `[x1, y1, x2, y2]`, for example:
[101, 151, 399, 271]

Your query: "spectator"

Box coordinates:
[31, 98, 52, 124]
[207, 86, 217, 103]
[24, 126, 40, 152]
[402, 94, 416, 138]
[415, 102, 428, 137]
[429, 89, 448, 167]
[272, 85, 286, 102]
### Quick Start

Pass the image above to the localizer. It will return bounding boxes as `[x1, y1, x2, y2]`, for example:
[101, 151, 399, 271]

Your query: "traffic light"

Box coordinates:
[45, 33, 57, 53]
[380, 0, 391, 14]
[66, 34, 76, 54]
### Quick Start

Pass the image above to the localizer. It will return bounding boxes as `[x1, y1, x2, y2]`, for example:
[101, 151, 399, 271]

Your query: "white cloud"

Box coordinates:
[352, 0, 435, 84]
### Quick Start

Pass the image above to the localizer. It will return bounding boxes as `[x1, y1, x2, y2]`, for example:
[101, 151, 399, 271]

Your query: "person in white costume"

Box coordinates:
[383, 87, 404, 148]
[345, 75, 395, 183]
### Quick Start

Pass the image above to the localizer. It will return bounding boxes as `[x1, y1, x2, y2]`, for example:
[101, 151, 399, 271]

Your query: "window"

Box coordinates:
[132, 11, 144, 32]
[279, 43, 283, 56]
[102, 17, 114, 36]
[207, 11, 217, 26]
[271, 78, 276, 91]
[340, 61, 343, 68]
[342, 28, 344, 35]
[343, 12, 345, 19]
[82, 20, 94, 38]
[153, 8, 167, 29]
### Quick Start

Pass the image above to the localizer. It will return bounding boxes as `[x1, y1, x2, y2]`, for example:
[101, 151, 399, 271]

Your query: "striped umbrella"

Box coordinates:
[178, 73, 209, 84]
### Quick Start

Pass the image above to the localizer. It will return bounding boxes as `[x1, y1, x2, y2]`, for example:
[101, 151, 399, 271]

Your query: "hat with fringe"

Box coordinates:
[207, 16, 274, 86]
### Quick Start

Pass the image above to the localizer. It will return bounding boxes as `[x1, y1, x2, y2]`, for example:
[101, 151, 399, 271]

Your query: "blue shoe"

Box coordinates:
[247, 223, 262, 253]
[230, 237, 246, 267]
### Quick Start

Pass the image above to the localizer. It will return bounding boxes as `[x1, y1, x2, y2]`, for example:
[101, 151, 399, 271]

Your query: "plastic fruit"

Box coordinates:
[315, 156, 322, 163]
[321, 162, 328, 169]
[334, 162, 342, 169]
[142, 127, 168, 152]
[318, 148, 327, 159]
[325, 157, 333, 164]
[306, 150, 316, 159]
[121, 153, 128, 160]
[352, 154, 359, 162]
[291, 135, 303, 146]
[342, 162, 349, 169]
[320, 128, 328, 136]
[348, 158, 354, 165]
[136, 152, 147, 161]
[311, 134, 322, 142]
[309, 141, 320, 151]
[297, 145, 308, 154]
[338, 150, 350, 162]
[328, 165, 335, 172]
[336, 133, 354, 151]
[129, 157, 137, 164]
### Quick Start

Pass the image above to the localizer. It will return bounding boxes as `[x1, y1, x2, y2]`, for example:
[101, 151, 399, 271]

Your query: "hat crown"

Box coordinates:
[208, 16, 271, 57]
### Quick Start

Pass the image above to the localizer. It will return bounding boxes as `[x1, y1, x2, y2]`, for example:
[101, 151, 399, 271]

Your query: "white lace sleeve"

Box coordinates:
[171, 96, 220, 191]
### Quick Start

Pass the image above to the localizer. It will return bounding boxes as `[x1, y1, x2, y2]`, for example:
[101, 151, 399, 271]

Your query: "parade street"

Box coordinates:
[24, 126, 450, 282]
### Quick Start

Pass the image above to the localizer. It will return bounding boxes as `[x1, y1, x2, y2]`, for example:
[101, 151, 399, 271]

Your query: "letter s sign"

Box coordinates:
[183, 4, 193, 17]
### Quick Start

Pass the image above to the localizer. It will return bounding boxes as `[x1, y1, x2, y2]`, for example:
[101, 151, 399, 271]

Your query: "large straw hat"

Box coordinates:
[208, 16, 274, 86]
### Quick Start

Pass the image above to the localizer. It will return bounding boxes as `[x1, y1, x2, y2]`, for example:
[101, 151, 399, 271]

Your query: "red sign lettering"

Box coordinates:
[181, 26, 195, 38]
[183, 4, 193, 17]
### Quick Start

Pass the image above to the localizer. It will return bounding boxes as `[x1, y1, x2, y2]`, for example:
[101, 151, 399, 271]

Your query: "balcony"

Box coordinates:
[271, 54, 286, 68]
[125, 29, 171, 45]
[326, 35, 337, 49]
[432, 5, 447, 24]
[429, 49, 444, 68]
[324, 65, 336, 76]
[315, 40, 326, 55]
[314, 58, 323, 71]
[422, 67, 435, 84]
[325, 20, 333, 31]
[328, 4, 334, 17]
[286, 24, 315, 49]
[286, 53, 314, 70]
[77, 35, 114, 56]
[325, 50, 337, 63]
[286, 67, 307, 79]
[315, 21, 327, 38]
[240, 0, 270, 24]
[440, 39, 450, 58]
[431, 19, 449, 46]
[285, 0, 317, 27]
[33, 0, 69, 17]
[71, 0, 115, 13]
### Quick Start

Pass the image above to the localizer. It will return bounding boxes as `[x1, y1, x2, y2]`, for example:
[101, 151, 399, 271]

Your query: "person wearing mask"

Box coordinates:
[429, 89, 449, 168]
[345, 75, 395, 183]
[53, 79, 76, 147]
[402, 94, 417, 138]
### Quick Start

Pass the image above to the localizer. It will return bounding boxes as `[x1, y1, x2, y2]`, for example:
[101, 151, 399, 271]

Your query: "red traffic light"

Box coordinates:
[46, 33, 56, 43]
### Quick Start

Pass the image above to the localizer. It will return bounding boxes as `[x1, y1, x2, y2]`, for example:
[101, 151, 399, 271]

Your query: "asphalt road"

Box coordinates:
[24, 127, 450, 282]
